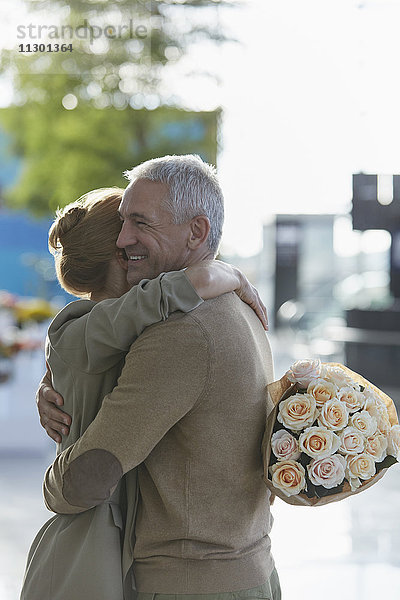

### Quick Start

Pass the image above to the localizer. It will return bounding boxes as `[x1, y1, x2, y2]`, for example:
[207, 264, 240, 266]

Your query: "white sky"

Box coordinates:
[1, 0, 399, 256]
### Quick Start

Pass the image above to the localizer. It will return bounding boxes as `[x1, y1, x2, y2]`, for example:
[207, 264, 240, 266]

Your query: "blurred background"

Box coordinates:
[0, 0, 399, 598]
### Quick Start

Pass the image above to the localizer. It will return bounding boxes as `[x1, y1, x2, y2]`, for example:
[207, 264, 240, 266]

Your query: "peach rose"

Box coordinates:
[317, 398, 349, 431]
[271, 429, 301, 461]
[365, 433, 388, 463]
[338, 427, 365, 456]
[307, 378, 338, 408]
[337, 386, 365, 413]
[349, 410, 377, 438]
[377, 414, 391, 436]
[320, 365, 355, 389]
[277, 393, 319, 432]
[286, 358, 322, 389]
[307, 454, 346, 489]
[346, 453, 376, 491]
[299, 426, 341, 459]
[387, 424, 400, 459]
[364, 388, 389, 421]
[270, 460, 306, 497]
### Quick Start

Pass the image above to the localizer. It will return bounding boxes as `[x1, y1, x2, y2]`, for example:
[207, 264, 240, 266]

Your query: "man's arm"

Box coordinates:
[38, 264, 267, 442]
[38, 270, 203, 442]
[43, 315, 209, 514]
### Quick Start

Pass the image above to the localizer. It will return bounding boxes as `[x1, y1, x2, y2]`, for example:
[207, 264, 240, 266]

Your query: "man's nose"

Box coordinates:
[116, 222, 138, 248]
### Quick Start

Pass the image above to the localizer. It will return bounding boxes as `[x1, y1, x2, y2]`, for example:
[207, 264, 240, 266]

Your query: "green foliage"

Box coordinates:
[0, 0, 230, 215]
[0, 103, 220, 215]
[2, 0, 237, 106]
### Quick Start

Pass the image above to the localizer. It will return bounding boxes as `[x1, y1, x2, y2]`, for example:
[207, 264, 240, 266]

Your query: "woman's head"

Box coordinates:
[49, 188, 125, 298]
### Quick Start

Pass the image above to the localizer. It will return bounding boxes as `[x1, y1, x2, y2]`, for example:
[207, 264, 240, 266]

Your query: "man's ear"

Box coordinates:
[187, 215, 211, 250]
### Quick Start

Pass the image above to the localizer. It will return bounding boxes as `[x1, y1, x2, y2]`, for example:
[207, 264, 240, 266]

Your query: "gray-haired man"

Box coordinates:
[38, 155, 281, 599]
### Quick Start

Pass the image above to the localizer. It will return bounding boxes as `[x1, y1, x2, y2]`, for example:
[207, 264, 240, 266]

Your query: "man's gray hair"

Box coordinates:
[124, 154, 224, 254]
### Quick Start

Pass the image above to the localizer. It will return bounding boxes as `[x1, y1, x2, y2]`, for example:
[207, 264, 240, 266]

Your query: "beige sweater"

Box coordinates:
[44, 293, 276, 594]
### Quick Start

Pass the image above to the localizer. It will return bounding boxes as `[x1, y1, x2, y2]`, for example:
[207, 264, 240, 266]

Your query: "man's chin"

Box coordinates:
[127, 263, 149, 286]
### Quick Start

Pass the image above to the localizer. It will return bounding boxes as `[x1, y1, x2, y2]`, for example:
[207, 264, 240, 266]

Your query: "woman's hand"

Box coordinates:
[184, 260, 268, 330]
[233, 267, 269, 330]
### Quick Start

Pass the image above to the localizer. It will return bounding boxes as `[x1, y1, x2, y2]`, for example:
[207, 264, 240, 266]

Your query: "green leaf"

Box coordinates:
[377, 454, 398, 473]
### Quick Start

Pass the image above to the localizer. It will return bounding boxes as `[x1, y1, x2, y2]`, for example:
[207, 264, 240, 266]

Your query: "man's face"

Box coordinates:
[117, 178, 192, 287]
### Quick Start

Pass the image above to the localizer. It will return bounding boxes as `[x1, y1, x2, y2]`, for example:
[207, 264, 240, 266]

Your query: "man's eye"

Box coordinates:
[136, 221, 146, 226]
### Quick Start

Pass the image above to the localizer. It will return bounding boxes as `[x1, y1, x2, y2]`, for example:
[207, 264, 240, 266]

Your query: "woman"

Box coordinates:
[21, 187, 267, 600]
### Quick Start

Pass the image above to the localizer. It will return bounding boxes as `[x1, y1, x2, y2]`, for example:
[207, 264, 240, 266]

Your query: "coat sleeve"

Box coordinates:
[47, 270, 203, 373]
[43, 314, 210, 514]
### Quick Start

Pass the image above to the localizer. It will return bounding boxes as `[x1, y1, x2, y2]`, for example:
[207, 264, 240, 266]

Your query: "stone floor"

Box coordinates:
[0, 454, 52, 600]
[2, 454, 400, 600]
[1, 338, 400, 599]
[271, 463, 400, 599]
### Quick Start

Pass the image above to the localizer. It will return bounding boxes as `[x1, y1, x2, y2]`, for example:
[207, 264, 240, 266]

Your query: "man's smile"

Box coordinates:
[128, 255, 147, 261]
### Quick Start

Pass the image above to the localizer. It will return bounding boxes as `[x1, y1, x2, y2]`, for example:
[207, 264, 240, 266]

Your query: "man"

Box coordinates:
[38, 155, 280, 598]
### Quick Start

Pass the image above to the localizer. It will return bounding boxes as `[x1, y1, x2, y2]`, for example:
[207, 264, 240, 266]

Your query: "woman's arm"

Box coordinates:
[48, 271, 203, 374]
[39, 261, 267, 441]
[184, 260, 268, 330]
[49, 262, 267, 374]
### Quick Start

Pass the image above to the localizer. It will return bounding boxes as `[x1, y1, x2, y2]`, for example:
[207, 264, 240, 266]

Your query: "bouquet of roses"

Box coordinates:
[262, 359, 399, 506]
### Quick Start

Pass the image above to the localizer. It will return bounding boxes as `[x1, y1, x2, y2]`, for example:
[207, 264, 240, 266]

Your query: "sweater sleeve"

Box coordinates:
[43, 314, 209, 514]
[47, 270, 203, 373]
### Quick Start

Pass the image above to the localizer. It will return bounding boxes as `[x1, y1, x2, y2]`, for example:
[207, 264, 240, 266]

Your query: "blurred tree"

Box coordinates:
[0, 103, 220, 214]
[0, 0, 234, 213]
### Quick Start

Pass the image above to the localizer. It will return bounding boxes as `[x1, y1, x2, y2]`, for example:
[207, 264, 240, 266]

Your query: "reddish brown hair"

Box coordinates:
[48, 188, 123, 297]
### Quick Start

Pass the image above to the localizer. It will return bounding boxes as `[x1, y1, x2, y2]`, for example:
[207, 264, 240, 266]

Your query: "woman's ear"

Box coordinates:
[187, 215, 211, 250]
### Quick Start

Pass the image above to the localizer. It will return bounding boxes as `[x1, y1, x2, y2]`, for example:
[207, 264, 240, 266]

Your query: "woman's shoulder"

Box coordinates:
[48, 299, 96, 334]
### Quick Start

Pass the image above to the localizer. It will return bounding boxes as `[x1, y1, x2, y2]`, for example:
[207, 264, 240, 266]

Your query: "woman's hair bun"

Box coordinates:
[49, 204, 87, 252]
[48, 188, 123, 297]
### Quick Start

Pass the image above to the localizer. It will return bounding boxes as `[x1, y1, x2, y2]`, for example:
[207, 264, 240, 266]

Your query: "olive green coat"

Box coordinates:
[20, 271, 203, 600]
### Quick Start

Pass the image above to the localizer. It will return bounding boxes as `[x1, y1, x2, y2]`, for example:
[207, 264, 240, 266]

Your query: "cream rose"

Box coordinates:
[349, 410, 377, 438]
[337, 386, 365, 413]
[317, 398, 349, 431]
[363, 390, 391, 436]
[307, 454, 346, 489]
[270, 460, 306, 497]
[365, 433, 388, 463]
[271, 429, 301, 461]
[387, 424, 400, 459]
[363, 400, 389, 437]
[299, 426, 341, 459]
[339, 427, 365, 455]
[346, 453, 376, 491]
[307, 378, 338, 408]
[286, 358, 322, 388]
[277, 393, 319, 432]
[363, 387, 388, 421]
[320, 365, 355, 389]
[376, 414, 391, 436]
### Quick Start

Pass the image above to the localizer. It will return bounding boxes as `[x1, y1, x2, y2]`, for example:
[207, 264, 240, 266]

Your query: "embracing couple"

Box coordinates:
[21, 155, 281, 600]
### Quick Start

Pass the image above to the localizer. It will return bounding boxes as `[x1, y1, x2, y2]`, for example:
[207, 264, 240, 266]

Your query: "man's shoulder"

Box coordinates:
[153, 293, 247, 328]
[127, 300, 210, 350]
[125, 292, 273, 385]
[186, 293, 264, 331]
[130, 293, 265, 350]
[164, 293, 267, 351]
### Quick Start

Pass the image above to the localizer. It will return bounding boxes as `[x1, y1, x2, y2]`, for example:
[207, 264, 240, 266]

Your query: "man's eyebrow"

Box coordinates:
[118, 211, 149, 221]
[130, 212, 150, 221]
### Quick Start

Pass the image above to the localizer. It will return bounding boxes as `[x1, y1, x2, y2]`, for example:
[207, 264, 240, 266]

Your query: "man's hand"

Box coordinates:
[36, 366, 71, 443]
